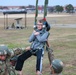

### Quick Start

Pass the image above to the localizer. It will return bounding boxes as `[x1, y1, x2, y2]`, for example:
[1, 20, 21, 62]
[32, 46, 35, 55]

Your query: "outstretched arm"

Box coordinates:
[46, 40, 50, 47]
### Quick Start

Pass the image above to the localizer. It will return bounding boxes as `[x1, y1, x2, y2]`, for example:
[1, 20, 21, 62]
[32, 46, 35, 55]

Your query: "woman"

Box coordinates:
[15, 20, 49, 75]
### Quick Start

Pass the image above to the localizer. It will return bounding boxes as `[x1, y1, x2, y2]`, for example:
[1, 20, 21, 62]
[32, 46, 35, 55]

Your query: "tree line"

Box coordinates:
[0, 4, 75, 13]
[48, 4, 75, 13]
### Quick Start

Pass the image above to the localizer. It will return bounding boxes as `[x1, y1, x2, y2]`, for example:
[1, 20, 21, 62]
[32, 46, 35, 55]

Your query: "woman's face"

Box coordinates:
[37, 22, 43, 30]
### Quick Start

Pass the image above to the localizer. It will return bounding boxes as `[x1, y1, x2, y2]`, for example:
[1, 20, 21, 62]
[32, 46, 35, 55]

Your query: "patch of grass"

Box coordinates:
[0, 22, 76, 74]
[65, 35, 76, 39]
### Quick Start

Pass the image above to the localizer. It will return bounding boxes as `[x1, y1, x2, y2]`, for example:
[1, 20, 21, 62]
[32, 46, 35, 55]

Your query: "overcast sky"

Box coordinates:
[0, 0, 76, 6]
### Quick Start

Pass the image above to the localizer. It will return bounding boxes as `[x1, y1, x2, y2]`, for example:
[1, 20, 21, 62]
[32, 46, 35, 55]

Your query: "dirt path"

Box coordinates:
[0, 13, 72, 18]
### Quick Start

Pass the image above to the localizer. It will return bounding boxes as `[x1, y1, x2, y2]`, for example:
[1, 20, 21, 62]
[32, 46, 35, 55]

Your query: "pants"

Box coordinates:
[15, 49, 44, 72]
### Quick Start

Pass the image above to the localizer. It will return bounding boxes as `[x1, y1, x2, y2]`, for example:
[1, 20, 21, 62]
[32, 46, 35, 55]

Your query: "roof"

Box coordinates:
[15, 18, 23, 20]
[3, 10, 27, 15]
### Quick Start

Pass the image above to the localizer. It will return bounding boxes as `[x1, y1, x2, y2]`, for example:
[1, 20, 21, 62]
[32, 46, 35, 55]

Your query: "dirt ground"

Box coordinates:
[0, 13, 76, 29]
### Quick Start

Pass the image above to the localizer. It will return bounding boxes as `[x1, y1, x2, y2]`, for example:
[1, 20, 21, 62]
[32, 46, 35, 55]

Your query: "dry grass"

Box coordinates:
[0, 13, 76, 75]
[0, 13, 76, 28]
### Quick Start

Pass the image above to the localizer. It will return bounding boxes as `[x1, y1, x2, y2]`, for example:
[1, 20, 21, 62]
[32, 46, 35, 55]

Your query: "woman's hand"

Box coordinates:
[33, 30, 36, 33]
[26, 46, 31, 51]
[33, 31, 39, 36]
